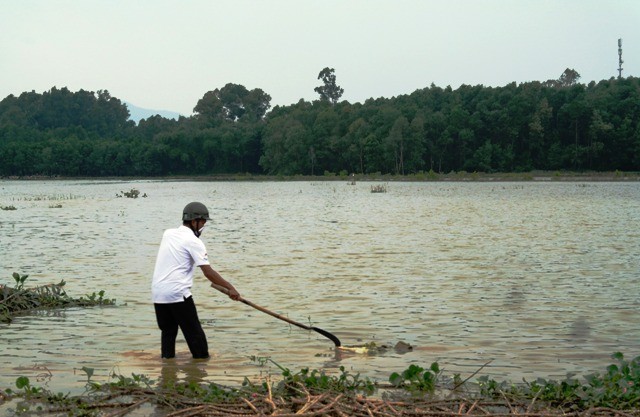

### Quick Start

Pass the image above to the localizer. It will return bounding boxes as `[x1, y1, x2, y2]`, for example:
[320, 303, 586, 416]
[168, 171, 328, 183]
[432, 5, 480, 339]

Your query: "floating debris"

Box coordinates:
[338, 341, 413, 355]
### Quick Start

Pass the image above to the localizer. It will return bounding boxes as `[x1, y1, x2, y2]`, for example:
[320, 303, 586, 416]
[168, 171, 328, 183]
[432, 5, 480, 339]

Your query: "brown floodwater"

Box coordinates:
[1, 180, 639, 394]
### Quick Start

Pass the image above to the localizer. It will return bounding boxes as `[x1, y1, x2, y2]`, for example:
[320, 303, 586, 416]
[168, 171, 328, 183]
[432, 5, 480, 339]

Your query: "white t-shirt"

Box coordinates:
[151, 225, 210, 303]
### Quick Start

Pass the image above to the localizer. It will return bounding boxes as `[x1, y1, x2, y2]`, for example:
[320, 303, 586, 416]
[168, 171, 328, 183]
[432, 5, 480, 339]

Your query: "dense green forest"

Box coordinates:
[1, 68, 639, 177]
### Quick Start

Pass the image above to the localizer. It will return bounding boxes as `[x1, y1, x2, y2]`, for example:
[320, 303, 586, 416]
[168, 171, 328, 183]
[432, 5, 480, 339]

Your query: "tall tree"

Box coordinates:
[314, 67, 344, 104]
[193, 83, 271, 123]
[387, 116, 409, 174]
[558, 68, 581, 87]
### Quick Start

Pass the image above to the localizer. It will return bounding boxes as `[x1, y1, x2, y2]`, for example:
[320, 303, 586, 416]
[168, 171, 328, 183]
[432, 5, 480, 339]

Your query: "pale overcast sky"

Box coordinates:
[2, 0, 639, 116]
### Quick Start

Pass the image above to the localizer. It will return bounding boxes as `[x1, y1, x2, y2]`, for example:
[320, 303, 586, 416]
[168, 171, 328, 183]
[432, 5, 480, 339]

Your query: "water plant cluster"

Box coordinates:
[1, 353, 638, 416]
[115, 188, 147, 198]
[370, 184, 388, 193]
[0, 273, 115, 323]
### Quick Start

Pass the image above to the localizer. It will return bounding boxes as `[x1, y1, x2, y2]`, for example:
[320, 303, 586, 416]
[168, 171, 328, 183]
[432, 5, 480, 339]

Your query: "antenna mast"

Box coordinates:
[618, 38, 624, 79]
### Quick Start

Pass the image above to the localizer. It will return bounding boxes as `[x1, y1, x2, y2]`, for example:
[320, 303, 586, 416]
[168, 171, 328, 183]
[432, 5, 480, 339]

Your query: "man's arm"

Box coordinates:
[199, 265, 240, 300]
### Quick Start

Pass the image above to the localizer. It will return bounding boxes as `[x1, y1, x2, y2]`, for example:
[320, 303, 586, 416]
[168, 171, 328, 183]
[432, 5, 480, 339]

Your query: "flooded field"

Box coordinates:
[1, 179, 639, 393]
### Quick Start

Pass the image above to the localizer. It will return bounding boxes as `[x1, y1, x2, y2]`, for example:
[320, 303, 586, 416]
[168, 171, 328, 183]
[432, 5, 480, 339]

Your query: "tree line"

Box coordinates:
[1, 68, 639, 177]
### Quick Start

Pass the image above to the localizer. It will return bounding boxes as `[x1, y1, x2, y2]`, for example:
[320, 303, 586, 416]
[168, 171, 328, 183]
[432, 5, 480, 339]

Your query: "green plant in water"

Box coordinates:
[80, 366, 102, 391]
[1, 205, 17, 210]
[16, 376, 43, 398]
[10, 377, 39, 415]
[389, 362, 441, 395]
[249, 355, 270, 366]
[13, 272, 28, 290]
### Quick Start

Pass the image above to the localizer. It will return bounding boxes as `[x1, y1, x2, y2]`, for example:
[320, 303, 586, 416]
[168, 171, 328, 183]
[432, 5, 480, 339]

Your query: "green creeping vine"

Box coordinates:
[389, 362, 441, 394]
[2, 353, 640, 416]
[247, 359, 376, 396]
[478, 352, 640, 410]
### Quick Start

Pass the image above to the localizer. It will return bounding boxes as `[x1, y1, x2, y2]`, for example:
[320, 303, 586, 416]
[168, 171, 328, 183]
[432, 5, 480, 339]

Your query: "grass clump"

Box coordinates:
[0, 273, 115, 323]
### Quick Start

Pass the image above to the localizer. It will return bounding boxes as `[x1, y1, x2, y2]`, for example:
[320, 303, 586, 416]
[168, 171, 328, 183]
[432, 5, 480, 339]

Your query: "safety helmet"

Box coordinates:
[182, 202, 211, 221]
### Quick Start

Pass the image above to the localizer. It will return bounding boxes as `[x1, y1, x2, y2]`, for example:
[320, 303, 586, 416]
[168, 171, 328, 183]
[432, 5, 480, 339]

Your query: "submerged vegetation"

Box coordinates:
[0, 353, 639, 416]
[0, 273, 115, 323]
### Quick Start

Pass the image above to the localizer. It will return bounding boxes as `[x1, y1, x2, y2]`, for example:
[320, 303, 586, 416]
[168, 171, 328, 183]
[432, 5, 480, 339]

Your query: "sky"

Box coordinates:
[2, 0, 639, 117]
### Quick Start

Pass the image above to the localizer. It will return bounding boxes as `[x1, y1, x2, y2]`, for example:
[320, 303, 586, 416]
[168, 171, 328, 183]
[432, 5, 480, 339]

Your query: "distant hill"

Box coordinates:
[125, 102, 184, 123]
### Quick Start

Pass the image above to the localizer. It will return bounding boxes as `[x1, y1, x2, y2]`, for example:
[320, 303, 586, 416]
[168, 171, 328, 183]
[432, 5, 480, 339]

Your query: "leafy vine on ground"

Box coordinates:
[1, 353, 639, 416]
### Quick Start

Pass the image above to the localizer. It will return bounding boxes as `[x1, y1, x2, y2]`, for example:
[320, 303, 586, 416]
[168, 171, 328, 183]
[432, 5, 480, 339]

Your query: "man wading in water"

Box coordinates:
[152, 202, 241, 359]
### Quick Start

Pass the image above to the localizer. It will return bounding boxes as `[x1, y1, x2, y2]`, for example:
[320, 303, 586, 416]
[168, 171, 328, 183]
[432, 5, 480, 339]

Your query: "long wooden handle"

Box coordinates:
[211, 283, 311, 331]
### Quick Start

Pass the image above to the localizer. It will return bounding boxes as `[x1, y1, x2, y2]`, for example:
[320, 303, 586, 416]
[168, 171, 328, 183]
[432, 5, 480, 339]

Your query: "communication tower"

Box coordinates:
[618, 38, 624, 79]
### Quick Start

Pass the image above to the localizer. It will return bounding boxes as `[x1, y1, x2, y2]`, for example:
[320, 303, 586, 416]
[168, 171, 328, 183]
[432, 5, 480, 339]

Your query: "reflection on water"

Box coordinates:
[1, 180, 639, 393]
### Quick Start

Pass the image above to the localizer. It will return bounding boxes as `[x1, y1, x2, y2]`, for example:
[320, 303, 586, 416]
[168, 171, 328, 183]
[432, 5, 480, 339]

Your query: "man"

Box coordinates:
[152, 201, 240, 359]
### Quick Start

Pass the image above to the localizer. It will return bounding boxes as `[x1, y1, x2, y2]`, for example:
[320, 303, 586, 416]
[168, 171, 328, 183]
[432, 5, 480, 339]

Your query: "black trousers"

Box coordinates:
[154, 296, 209, 359]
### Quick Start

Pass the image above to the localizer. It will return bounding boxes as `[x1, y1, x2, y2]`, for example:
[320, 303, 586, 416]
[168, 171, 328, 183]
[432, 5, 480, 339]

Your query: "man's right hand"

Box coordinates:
[227, 288, 241, 301]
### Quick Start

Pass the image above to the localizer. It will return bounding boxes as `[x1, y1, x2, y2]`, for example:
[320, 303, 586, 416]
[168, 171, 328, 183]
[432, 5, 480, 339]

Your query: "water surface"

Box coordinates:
[1, 180, 639, 392]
